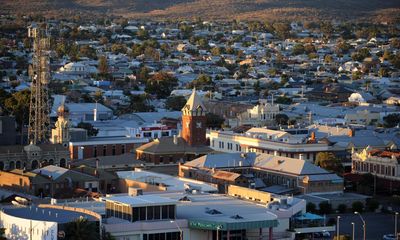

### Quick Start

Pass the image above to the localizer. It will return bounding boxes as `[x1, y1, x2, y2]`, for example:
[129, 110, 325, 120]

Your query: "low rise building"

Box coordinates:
[69, 136, 148, 160]
[0, 204, 100, 240]
[208, 128, 332, 162]
[179, 152, 343, 194]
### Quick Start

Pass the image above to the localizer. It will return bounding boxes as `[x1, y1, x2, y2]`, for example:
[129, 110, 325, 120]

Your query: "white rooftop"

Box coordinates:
[106, 195, 177, 207]
[117, 169, 218, 193]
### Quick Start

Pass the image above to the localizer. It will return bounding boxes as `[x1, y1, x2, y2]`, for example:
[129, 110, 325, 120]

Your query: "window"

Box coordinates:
[147, 206, 154, 220]
[143, 132, 152, 137]
[93, 146, 97, 157]
[168, 205, 175, 219]
[103, 145, 107, 156]
[112, 145, 116, 156]
[121, 144, 125, 154]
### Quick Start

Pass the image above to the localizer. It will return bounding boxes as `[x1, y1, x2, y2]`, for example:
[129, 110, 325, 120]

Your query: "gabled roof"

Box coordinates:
[136, 136, 212, 155]
[181, 89, 206, 112]
[32, 165, 69, 180]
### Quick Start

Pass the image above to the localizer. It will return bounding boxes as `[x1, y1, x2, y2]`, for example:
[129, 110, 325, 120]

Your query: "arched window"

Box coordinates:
[9, 161, 15, 170]
[49, 159, 54, 165]
[60, 158, 66, 168]
[31, 160, 39, 170]
[16, 161, 21, 169]
[0, 162, 4, 170]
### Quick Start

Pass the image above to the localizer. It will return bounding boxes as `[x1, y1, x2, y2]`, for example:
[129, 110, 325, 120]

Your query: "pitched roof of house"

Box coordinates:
[136, 137, 212, 155]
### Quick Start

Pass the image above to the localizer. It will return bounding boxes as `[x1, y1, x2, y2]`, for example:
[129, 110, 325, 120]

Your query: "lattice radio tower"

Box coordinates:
[28, 23, 51, 145]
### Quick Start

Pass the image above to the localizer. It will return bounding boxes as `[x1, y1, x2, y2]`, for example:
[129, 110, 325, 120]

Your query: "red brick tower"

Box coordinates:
[181, 89, 207, 146]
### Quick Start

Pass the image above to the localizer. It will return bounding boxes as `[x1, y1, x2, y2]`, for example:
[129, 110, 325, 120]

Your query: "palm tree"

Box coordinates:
[65, 217, 99, 240]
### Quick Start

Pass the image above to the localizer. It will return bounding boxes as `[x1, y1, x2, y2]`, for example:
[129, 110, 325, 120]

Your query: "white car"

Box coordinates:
[383, 234, 396, 240]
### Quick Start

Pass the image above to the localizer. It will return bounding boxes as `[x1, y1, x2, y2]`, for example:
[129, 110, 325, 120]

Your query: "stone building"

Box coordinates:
[0, 143, 69, 171]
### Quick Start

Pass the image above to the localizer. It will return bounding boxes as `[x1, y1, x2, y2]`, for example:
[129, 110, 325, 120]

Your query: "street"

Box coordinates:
[329, 212, 397, 240]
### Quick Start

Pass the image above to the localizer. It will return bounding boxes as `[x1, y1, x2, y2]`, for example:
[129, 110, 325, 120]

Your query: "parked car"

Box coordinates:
[383, 234, 396, 240]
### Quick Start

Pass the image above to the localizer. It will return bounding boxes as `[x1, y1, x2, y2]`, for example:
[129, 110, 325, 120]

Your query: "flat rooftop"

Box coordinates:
[117, 169, 218, 193]
[3, 206, 97, 223]
[106, 195, 177, 207]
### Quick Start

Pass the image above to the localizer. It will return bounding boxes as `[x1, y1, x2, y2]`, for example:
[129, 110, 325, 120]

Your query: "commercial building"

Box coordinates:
[208, 128, 332, 162]
[69, 136, 148, 160]
[179, 152, 343, 194]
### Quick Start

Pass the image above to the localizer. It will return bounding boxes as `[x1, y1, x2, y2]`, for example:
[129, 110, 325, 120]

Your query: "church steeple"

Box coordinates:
[181, 89, 207, 146]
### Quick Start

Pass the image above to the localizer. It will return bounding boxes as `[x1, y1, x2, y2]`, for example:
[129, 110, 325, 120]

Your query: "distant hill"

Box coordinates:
[1, 0, 400, 22]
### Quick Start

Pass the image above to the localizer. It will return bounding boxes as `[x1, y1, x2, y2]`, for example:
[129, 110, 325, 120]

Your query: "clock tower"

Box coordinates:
[181, 89, 207, 146]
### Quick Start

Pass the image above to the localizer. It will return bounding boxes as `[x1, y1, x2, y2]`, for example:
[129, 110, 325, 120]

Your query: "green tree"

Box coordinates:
[80, 45, 97, 59]
[4, 89, 30, 130]
[145, 72, 178, 99]
[64, 217, 99, 240]
[306, 202, 317, 213]
[320, 21, 334, 38]
[137, 29, 149, 40]
[273, 22, 291, 39]
[206, 113, 224, 129]
[318, 201, 332, 215]
[126, 94, 154, 113]
[189, 74, 213, 89]
[0, 227, 6, 240]
[98, 56, 108, 77]
[292, 43, 305, 55]
[324, 54, 334, 63]
[352, 201, 364, 213]
[111, 43, 127, 54]
[315, 152, 341, 172]
[93, 90, 103, 103]
[253, 80, 261, 95]
[337, 204, 347, 213]
[165, 96, 187, 111]
[275, 96, 292, 104]
[383, 113, 400, 128]
[366, 199, 379, 212]
[211, 47, 221, 56]
[351, 48, 371, 62]
[275, 113, 289, 125]
[77, 122, 99, 136]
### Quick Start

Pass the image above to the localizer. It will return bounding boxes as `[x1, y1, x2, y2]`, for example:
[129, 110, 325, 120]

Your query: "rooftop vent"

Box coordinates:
[231, 214, 243, 219]
[206, 209, 222, 215]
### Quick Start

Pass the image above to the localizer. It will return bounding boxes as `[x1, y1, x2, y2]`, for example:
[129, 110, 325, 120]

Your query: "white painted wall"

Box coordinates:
[0, 211, 58, 240]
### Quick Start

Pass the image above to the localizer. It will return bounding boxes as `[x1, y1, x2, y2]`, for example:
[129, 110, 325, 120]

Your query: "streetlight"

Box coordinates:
[170, 220, 183, 240]
[354, 211, 366, 240]
[336, 216, 341, 240]
[351, 222, 355, 240]
[216, 225, 222, 240]
[395, 212, 399, 240]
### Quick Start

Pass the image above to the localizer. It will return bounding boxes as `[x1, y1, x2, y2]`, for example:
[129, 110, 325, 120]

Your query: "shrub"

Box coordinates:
[306, 202, 317, 213]
[319, 201, 332, 215]
[366, 199, 379, 212]
[352, 201, 364, 213]
[337, 204, 347, 213]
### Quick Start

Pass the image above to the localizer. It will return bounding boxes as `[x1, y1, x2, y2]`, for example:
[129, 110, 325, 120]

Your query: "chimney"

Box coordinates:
[173, 135, 178, 145]
[274, 151, 278, 156]
[299, 154, 303, 160]
[348, 128, 355, 137]
[128, 187, 143, 197]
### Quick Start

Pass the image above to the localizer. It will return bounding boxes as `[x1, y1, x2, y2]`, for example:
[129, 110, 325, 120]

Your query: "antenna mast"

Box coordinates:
[28, 23, 51, 145]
